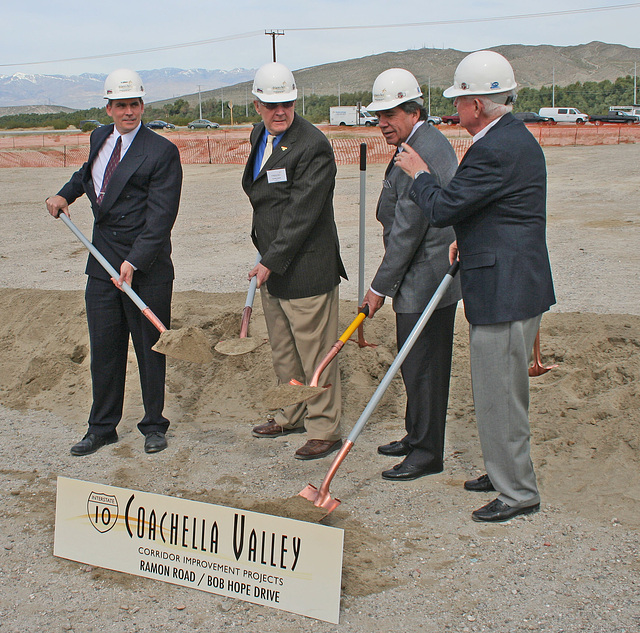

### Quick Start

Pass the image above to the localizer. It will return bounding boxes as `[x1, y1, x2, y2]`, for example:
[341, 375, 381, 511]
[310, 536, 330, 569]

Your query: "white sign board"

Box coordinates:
[54, 477, 344, 623]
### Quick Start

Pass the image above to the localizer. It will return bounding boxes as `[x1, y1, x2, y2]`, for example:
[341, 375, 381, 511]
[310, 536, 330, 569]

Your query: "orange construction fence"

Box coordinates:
[0, 124, 638, 168]
[0, 136, 469, 169]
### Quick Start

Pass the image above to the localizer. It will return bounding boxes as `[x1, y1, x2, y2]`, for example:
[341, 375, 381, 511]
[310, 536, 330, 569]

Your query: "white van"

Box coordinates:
[538, 107, 589, 124]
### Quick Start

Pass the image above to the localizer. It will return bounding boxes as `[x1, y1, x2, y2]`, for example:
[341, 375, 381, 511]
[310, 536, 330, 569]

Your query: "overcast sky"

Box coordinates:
[2, 0, 639, 77]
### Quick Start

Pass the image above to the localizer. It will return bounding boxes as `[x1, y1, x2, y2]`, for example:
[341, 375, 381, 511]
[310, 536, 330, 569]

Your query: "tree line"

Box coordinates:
[0, 75, 637, 130]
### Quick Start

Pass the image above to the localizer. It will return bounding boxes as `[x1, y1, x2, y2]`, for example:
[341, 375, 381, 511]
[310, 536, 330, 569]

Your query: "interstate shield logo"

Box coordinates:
[87, 491, 119, 533]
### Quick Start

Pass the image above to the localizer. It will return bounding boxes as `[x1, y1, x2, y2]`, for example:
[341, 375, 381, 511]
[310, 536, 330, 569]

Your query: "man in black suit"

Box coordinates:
[395, 51, 555, 522]
[46, 68, 182, 456]
[243, 62, 347, 460]
[361, 68, 461, 481]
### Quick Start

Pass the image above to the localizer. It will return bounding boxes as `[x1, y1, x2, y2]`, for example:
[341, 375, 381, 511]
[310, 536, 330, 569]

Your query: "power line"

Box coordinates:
[287, 3, 640, 32]
[2, 3, 640, 68]
[0, 31, 262, 68]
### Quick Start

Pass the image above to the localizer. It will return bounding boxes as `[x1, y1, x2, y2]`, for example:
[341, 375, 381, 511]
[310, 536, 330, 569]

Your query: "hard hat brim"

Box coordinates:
[443, 85, 516, 99]
[252, 89, 298, 103]
[367, 96, 423, 112]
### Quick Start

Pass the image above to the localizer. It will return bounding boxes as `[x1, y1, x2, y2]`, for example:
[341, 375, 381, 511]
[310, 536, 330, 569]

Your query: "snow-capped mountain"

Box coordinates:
[0, 68, 256, 109]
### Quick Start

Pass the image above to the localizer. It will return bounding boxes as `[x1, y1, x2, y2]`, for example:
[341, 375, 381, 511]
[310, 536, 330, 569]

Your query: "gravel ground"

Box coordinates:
[0, 143, 639, 632]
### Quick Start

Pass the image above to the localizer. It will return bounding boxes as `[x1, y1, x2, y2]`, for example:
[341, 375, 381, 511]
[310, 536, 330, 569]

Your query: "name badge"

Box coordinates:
[267, 168, 287, 183]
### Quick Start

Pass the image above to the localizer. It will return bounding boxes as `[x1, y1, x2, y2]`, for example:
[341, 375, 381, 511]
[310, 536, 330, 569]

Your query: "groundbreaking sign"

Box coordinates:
[54, 477, 344, 623]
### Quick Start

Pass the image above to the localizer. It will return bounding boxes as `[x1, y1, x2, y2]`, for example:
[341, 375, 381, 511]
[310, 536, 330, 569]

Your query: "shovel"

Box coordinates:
[299, 261, 459, 513]
[215, 254, 264, 356]
[58, 213, 212, 364]
[263, 305, 369, 410]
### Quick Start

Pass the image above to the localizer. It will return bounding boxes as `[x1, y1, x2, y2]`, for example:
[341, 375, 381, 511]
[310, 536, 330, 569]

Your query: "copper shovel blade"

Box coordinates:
[214, 337, 264, 356]
[299, 483, 341, 514]
[152, 326, 213, 363]
[263, 381, 327, 410]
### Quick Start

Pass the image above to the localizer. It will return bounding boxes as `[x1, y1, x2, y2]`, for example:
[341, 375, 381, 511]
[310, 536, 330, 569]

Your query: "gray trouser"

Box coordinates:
[469, 314, 542, 508]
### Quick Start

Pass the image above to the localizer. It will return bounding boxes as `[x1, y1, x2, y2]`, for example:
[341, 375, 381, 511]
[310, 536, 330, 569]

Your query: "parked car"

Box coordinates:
[426, 115, 442, 125]
[187, 119, 220, 129]
[514, 112, 553, 124]
[146, 120, 176, 130]
[78, 119, 103, 129]
[441, 114, 460, 125]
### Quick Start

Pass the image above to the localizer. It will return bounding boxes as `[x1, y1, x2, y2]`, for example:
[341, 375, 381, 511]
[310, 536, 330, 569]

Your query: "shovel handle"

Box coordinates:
[346, 261, 459, 444]
[58, 213, 167, 333]
[338, 305, 369, 344]
[245, 253, 261, 308]
[309, 306, 369, 387]
[239, 253, 262, 338]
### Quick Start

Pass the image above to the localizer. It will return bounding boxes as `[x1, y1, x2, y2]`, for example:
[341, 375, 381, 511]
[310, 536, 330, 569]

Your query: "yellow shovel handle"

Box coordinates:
[338, 306, 369, 344]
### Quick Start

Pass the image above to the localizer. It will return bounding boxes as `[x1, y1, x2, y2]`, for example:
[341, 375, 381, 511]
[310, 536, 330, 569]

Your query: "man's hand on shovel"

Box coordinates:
[46, 195, 70, 219]
[113, 260, 134, 290]
[361, 289, 385, 318]
[249, 262, 271, 288]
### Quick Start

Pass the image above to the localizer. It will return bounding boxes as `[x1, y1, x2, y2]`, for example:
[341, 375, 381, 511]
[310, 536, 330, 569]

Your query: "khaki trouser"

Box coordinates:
[260, 286, 342, 441]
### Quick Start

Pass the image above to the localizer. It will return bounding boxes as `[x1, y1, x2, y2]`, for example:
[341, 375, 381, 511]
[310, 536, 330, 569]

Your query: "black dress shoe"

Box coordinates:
[381, 461, 443, 481]
[144, 432, 168, 454]
[377, 439, 410, 457]
[70, 431, 118, 456]
[464, 473, 496, 492]
[472, 498, 540, 523]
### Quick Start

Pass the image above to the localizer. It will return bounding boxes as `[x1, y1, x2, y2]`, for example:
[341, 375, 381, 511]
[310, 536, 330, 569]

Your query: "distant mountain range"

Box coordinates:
[1, 42, 638, 113]
[152, 41, 640, 111]
[0, 68, 256, 110]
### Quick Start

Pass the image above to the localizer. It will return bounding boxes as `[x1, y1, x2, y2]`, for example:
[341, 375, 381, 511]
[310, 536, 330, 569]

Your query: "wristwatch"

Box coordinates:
[414, 170, 428, 180]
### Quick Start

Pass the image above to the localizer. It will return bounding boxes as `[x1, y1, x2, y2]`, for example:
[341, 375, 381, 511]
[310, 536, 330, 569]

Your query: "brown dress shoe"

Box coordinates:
[295, 439, 342, 460]
[252, 418, 305, 438]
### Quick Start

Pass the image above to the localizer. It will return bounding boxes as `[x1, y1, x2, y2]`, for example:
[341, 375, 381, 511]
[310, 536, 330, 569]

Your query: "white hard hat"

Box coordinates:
[367, 68, 423, 111]
[103, 68, 145, 100]
[443, 51, 517, 99]
[252, 62, 298, 102]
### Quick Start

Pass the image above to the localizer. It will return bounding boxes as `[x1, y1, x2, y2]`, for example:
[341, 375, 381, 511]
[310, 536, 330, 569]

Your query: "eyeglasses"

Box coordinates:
[259, 100, 295, 110]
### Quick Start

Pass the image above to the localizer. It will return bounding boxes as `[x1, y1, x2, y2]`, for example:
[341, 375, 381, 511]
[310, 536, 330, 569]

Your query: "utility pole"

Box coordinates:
[428, 77, 431, 116]
[265, 30, 284, 62]
[198, 85, 202, 119]
[338, 83, 341, 107]
[552, 67, 555, 107]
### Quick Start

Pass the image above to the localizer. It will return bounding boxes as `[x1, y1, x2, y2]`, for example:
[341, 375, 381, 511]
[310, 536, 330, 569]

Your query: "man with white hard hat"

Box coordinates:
[243, 62, 347, 460]
[46, 68, 183, 456]
[361, 68, 461, 482]
[395, 51, 555, 522]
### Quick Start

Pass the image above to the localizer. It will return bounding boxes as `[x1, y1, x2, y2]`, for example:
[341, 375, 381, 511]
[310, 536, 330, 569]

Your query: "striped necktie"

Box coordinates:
[97, 136, 122, 205]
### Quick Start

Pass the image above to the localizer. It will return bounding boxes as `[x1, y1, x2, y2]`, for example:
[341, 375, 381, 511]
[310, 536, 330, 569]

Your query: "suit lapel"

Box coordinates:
[253, 115, 301, 180]
[84, 124, 113, 207]
[96, 125, 148, 219]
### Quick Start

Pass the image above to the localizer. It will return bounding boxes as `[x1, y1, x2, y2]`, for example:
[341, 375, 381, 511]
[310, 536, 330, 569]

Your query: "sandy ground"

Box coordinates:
[0, 143, 639, 632]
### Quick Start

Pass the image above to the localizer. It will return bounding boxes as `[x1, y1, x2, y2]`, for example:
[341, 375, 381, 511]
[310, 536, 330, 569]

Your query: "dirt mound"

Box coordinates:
[1, 288, 639, 531]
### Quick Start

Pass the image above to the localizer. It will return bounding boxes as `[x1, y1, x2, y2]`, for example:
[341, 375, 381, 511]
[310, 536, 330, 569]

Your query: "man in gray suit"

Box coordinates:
[396, 51, 556, 522]
[243, 62, 347, 460]
[361, 69, 461, 481]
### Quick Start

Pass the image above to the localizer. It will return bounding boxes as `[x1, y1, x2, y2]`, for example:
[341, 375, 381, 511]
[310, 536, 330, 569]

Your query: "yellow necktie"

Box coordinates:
[260, 134, 275, 170]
